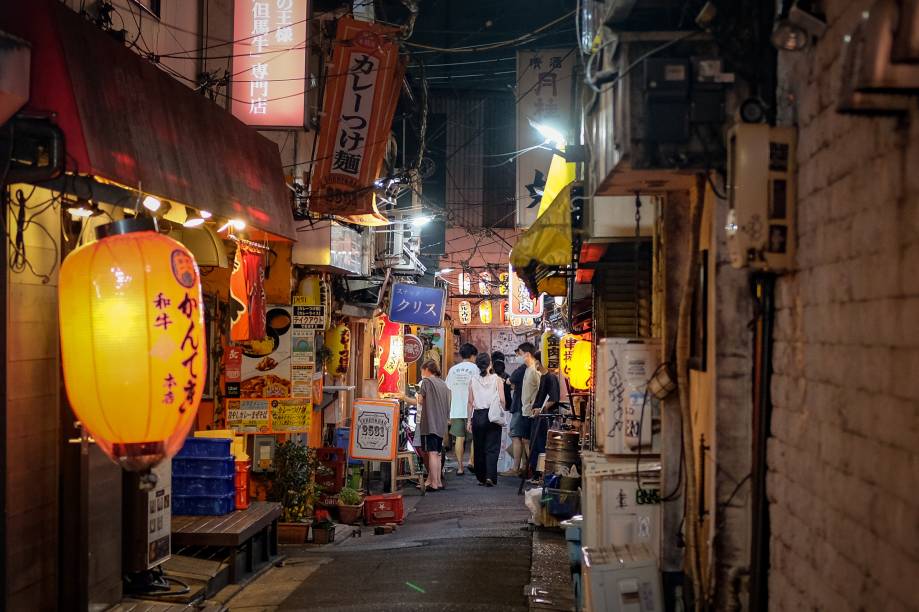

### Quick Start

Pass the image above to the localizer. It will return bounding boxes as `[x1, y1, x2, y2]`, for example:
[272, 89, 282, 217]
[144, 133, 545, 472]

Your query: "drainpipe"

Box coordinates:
[749, 273, 776, 611]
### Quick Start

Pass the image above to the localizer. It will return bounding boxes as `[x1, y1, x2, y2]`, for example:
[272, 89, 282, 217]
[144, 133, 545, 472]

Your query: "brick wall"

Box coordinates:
[771, 1, 919, 610]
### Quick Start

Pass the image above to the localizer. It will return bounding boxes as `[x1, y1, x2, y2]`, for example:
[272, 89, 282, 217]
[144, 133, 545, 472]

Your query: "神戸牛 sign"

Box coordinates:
[309, 17, 405, 222]
[508, 264, 544, 318]
[349, 399, 399, 461]
[388, 283, 446, 327]
[516, 49, 576, 227]
[231, 0, 309, 127]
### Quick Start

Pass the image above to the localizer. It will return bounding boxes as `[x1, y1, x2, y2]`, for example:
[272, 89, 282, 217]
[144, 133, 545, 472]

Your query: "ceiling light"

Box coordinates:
[142, 195, 162, 212]
[218, 218, 246, 232]
[183, 210, 206, 228]
[528, 118, 566, 147]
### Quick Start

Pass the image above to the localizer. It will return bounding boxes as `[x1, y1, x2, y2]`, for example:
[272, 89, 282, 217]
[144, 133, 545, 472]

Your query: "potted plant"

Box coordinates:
[312, 518, 335, 545]
[337, 486, 364, 525]
[271, 440, 323, 544]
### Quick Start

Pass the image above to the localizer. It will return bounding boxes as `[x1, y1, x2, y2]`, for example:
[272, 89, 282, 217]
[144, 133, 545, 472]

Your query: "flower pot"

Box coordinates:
[312, 524, 335, 545]
[277, 521, 311, 545]
[338, 502, 364, 525]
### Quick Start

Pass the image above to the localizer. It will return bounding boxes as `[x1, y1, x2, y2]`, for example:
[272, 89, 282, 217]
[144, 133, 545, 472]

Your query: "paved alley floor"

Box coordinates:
[228, 467, 533, 612]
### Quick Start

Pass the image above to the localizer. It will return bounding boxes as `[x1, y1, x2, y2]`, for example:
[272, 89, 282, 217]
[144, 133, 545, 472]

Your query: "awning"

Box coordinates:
[0, 1, 295, 240]
[510, 184, 574, 297]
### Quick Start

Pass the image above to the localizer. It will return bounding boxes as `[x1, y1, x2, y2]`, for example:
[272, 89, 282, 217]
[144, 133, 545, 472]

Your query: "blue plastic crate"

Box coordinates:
[545, 488, 579, 519]
[177, 437, 232, 458]
[172, 493, 236, 516]
[172, 456, 235, 478]
[334, 428, 361, 465]
[172, 475, 235, 496]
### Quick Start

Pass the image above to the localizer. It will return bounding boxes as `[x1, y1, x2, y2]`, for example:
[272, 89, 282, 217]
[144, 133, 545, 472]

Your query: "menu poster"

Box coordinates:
[349, 399, 399, 461]
[238, 306, 293, 399]
[270, 398, 311, 432]
[291, 329, 316, 398]
[227, 399, 271, 432]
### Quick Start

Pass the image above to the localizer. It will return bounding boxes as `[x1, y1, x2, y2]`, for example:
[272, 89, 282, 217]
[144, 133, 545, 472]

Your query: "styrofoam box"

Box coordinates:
[595, 338, 663, 456]
[582, 543, 662, 612]
[581, 452, 661, 561]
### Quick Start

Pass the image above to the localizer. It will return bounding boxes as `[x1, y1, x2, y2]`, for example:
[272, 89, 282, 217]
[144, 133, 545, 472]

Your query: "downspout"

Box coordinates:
[749, 273, 776, 611]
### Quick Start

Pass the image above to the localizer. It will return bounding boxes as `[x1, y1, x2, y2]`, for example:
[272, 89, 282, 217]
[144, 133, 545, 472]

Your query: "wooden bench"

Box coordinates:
[171, 501, 282, 584]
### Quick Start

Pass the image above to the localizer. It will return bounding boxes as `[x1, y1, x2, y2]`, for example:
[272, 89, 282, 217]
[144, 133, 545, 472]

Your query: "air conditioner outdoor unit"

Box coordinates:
[726, 123, 797, 271]
[374, 225, 426, 275]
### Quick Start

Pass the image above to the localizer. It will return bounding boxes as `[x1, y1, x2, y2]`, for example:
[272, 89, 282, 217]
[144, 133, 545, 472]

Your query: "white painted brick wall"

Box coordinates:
[773, 0, 919, 609]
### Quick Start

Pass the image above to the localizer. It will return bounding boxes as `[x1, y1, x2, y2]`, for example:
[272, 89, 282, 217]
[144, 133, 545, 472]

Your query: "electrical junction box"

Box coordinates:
[726, 123, 797, 271]
[582, 543, 663, 612]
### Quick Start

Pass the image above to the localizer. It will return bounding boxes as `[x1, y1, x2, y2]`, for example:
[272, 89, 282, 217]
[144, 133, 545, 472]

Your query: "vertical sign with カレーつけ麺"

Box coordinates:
[292, 295, 323, 398]
[231, 0, 309, 127]
[270, 398, 311, 432]
[349, 399, 399, 461]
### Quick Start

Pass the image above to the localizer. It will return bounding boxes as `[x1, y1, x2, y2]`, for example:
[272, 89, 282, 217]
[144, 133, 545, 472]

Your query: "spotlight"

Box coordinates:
[183, 209, 206, 228]
[217, 219, 246, 232]
[142, 195, 162, 212]
[528, 118, 566, 147]
[771, 1, 827, 52]
[410, 215, 432, 227]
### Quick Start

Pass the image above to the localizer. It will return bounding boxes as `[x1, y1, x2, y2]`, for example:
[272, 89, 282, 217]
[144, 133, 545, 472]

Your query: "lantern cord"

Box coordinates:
[3, 187, 60, 284]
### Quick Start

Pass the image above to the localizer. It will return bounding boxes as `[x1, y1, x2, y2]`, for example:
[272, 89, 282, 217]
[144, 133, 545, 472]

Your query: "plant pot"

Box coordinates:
[277, 521, 311, 545]
[338, 502, 364, 525]
[312, 524, 335, 545]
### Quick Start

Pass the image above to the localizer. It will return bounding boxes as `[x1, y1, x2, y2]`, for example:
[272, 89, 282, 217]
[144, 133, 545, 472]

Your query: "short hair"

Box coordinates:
[534, 351, 542, 363]
[421, 360, 441, 377]
[491, 351, 505, 363]
[517, 342, 536, 357]
[459, 343, 479, 359]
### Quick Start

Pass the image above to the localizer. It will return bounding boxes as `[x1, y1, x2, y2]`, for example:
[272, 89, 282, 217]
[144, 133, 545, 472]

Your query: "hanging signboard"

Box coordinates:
[516, 49, 576, 227]
[350, 398, 399, 461]
[388, 282, 446, 327]
[309, 17, 405, 221]
[403, 334, 424, 363]
[508, 264, 544, 318]
[231, 0, 309, 127]
[377, 315, 403, 394]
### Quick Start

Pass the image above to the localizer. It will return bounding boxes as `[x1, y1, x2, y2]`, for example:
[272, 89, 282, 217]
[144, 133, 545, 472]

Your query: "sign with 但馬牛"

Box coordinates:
[309, 17, 405, 221]
[349, 399, 399, 461]
[230, 0, 309, 127]
[388, 283, 446, 327]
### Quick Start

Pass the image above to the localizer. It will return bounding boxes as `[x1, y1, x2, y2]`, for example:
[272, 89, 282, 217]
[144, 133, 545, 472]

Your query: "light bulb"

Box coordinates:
[142, 195, 162, 212]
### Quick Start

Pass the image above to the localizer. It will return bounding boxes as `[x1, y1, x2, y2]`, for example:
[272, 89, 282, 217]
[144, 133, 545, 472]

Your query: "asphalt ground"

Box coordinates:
[276, 466, 533, 611]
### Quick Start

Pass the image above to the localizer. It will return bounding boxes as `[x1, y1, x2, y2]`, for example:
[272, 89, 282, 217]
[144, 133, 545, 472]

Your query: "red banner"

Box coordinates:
[230, 247, 267, 341]
[310, 17, 405, 222]
[376, 315, 403, 395]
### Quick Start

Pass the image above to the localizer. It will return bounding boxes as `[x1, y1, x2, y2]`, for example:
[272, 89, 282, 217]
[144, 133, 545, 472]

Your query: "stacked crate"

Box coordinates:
[316, 447, 346, 494]
[172, 437, 236, 515]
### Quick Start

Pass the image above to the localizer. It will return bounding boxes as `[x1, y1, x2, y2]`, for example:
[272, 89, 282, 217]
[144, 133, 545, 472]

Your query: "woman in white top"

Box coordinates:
[466, 353, 506, 486]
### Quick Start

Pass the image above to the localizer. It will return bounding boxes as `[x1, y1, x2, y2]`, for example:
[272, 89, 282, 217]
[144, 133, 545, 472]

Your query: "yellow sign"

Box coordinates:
[227, 399, 271, 432]
[270, 399, 312, 432]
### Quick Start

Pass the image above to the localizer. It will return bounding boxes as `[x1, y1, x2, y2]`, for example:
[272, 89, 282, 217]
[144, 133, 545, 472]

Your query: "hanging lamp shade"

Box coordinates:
[58, 219, 206, 471]
[325, 323, 351, 375]
[458, 300, 473, 325]
[568, 339, 593, 390]
[478, 301, 493, 324]
[540, 331, 560, 369]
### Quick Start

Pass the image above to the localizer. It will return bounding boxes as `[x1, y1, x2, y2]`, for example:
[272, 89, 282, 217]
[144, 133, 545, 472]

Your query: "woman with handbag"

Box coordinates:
[466, 352, 506, 487]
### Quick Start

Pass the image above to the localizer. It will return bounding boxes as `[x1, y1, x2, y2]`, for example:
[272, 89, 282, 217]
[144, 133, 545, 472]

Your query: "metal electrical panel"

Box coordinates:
[726, 123, 797, 272]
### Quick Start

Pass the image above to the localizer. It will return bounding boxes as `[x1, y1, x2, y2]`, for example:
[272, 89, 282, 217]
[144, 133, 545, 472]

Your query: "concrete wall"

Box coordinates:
[770, 1, 919, 609]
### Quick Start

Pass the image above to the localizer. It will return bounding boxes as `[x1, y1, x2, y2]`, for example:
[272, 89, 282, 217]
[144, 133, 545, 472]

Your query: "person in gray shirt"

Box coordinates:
[401, 360, 451, 490]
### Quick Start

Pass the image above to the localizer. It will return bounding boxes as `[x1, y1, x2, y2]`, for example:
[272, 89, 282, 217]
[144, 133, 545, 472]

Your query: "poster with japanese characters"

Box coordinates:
[309, 17, 406, 221]
[291, 295, 319, 398]
[238, 305, 292, 398]
[227, 398, 271, 432]
[516, 49, 576, 227]
[269, 398, 311, 432]
[231, 0, 309, 127]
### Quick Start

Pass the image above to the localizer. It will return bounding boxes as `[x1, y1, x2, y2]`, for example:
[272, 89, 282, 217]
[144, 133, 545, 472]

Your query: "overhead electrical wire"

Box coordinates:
[404, 10, 575, 53]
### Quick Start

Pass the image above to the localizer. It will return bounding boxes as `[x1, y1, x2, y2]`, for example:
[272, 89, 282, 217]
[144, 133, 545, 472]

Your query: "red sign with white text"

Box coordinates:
[231, 0, 309, 127]
[508, 264, 544, 318]
[310, 17, 405, 221]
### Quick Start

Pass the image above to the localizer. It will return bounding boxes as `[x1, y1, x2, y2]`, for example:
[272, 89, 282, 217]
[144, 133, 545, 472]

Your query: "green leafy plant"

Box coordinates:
[271, 441, 326, 523]
[338, 486, 363, 506]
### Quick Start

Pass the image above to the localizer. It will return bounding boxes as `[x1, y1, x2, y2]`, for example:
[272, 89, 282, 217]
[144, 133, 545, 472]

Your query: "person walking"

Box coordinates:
[445, 343, 478, 475]
[503, 342, 540, 476]
[400, 360, 450, 490]
[467, 352, 506, 486]
[529, 354, 561, 476]
[491, 351, 513, 409]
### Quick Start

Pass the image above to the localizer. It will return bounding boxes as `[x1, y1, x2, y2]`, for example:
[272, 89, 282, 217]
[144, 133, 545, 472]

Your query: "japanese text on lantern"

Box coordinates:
[331, 53, 379, 177]
[231, 0, 308, 127]
[153, 252, 202, 415]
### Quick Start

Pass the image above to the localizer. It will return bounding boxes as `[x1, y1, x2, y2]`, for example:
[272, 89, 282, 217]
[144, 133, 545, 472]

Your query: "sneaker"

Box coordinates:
[498, 470, 519, 477]
[485, 479, 495, 487]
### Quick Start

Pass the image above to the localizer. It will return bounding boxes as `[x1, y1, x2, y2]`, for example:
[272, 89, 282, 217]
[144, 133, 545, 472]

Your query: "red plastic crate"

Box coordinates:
[316, 447, 346, 464]
[316, 447, 346, 494]
[363, 493, 404, 525]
